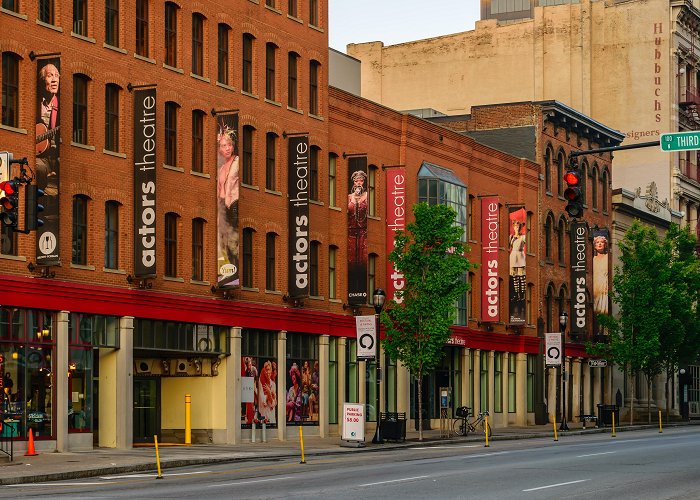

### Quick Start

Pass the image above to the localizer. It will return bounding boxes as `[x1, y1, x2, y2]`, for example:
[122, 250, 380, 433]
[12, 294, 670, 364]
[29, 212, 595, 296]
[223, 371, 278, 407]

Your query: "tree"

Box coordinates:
[382, 202, 475, 440]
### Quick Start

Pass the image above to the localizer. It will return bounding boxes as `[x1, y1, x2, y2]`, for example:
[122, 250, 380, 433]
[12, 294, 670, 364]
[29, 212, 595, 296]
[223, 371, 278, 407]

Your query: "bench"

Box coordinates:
[578, 414, 597, 428]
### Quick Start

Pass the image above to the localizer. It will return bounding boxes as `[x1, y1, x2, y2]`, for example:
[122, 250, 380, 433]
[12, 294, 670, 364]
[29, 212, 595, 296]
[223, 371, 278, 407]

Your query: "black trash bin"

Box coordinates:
[380, 412, 406, 442]
[597, 404, 619, 427]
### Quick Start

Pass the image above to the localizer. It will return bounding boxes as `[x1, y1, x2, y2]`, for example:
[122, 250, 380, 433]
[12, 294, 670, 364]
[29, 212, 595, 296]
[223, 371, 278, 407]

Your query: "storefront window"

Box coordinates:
[241, 329, 277, 428]
[328, 337, 338, 424]
[286, 333, 319, 426]
[365, 358, 377, 422]
[527, 354, 535, 413]
[385, 355, 396, 413]
[494, 352, 503, 413]
[508, 354, 516, 413]
[345, 338, 358, 404]
[480, 351, 489, 411]
[68, 348, 92, 432]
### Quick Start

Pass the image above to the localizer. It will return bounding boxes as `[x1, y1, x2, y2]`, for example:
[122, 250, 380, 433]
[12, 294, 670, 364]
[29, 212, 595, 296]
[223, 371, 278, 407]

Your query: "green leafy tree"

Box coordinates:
[382, 202, 476, 440]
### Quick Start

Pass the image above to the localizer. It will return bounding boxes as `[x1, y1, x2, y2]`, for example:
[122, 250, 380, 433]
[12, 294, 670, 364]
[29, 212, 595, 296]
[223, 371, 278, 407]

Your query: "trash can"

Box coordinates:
[597, 404, 619, 427]
[380, 412, 406, 442]
[1, 419, 18, 438]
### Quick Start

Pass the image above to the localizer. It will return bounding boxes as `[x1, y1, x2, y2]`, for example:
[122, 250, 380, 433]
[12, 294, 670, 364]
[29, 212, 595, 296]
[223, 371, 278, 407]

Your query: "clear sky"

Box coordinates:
[329, 1, 481, 52]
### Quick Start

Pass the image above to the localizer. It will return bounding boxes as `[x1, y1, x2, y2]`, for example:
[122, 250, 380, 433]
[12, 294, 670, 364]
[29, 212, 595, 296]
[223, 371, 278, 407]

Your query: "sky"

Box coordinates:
[329, 1, 481, 52]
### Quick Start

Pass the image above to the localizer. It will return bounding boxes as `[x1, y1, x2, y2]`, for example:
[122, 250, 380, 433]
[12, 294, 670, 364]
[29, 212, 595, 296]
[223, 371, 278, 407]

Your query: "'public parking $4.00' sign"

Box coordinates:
[545, 333, 562, 366]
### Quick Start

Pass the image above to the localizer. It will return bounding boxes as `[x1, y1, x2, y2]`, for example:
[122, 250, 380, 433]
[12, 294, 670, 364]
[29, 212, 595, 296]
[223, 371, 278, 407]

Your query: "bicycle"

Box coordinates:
[452, 407, 493, 437]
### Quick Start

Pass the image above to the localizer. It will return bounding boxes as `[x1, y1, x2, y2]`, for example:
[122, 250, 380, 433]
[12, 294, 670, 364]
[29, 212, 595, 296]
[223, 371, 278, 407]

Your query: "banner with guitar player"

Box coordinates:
[35, 58, 61, 266]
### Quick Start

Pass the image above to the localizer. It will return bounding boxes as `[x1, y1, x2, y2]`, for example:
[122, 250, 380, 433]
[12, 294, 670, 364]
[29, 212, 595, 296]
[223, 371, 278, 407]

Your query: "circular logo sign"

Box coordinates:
[39, 232, 57, 255]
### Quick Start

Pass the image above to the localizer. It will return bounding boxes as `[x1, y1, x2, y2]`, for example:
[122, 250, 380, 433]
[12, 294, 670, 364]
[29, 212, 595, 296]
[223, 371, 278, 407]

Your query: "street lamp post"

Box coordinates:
[371, 288, 386, 444]
[559, 312, 569, 431]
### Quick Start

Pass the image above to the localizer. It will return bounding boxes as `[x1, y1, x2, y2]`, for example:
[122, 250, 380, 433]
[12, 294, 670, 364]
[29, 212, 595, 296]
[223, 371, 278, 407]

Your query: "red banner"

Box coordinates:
[385, 168, 407, 305]
[481, 197, 500, 322]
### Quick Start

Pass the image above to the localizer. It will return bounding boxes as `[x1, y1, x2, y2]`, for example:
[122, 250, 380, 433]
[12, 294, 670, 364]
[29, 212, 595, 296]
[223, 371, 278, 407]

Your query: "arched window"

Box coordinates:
[105, 84, 121, 152]
[328, 245, 338, 299]
[558, 284, 568, 325]
[72, 195, 90, 265]
[164, 101, 180, 166]
[242, 227, 254, 288]
[591, 165, 599, 210]
[557, 149, 567, 197]
[266, 132, 278, 190]
[105, 200, 120, 269]
[265, 232, 277, 290]
[328, 153, 338, 207]
[192, 13, 205, 76]
[73, 74, 90, 144]
[545, 283, 555, 333]
[526, 282, 534, 325]
[1, 52, 20, 127]
[310, 240, 320, 296]
[368, 164, 377, 216]
[580, 160, 588, 206]
[557, 217, 566, 265]
[191, 217, 205, 281]
[544, 213, 554, 261]
[191, 109, 205, 173]
[601, 168, 610, 212]
[544, 146, 552, 193]
[242, 125, 255, 184]
[164, 2, 179, 67]
[164, 212, 179, 277]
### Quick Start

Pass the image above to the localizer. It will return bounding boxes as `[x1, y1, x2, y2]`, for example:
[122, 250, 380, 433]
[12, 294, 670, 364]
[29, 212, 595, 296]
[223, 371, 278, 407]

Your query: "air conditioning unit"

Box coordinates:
[135, 359, 152, 374]
[176, 359, 189, 374]
[160, 359, 171, 375]
[194, 325, 212, 352]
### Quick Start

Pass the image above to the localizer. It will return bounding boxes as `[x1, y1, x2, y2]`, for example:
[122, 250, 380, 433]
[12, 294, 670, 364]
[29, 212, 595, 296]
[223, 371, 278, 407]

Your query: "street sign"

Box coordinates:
[660, 131, 700, 152]
[545, 333, 562, 366]
[589, 359, 608, 368]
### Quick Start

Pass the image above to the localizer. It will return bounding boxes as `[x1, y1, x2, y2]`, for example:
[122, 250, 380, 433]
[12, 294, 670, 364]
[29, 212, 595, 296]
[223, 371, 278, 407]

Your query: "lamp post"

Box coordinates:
[559, 312, 569, 431]
[371, 288, 386, 444]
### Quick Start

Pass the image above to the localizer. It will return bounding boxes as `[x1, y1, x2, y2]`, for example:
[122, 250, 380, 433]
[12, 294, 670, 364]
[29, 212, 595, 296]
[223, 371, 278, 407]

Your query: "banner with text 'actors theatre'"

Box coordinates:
[216, 113, 240, 288]
[570, 220, 588, 337]
[347, 157, 368, 306]
[288, 135, 310, 298]
[508, 206, 527, 325]
[133, 88, 157, 277]
[386, 167, 406, 305]
[35, 58, 61, 266]
[481, 197, 499, 322]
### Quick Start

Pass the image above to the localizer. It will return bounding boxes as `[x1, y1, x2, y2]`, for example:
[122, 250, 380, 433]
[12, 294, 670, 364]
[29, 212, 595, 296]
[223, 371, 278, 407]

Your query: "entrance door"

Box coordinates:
[133, 377, 160, 443]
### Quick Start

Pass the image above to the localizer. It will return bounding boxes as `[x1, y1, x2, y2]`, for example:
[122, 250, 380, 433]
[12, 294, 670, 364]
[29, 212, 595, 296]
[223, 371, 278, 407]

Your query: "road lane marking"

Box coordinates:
[360, 475, 430, 487]
[7, 482, 105, 487]
[523, 479, 589, 492]
[210, 475, 294, 487]
[576, 451, 616, 458]
[101, 471, 211, 479]
[409, 445, 481, 450]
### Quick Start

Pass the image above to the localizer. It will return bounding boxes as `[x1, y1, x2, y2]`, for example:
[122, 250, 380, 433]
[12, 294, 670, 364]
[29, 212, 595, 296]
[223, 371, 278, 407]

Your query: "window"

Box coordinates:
[165, 101, 178, 166]
[288, 52, 298, 109]
[544, 213, 553, 261]
[526, 211, 533, 251]
[242, 125, 254, 184]
[265, 232, 276, 290]
[266, 43, 277, 101]
[508, 354, 516, 413]
[367, 253, 376, 302]
[558, 285, 567, 326]
[136, 0, 149, 57]
[192, 218, 204, 281]
[580, 161, 588, 205]
[310, 241, 319, 296]
[591, 166, 599, 209]
[288, 0, 297, 17]
[544, 147, 552, 193]
[73, 0, 88, 36]
[242, 228, 254, 287]
[468, 272, 475, 319]
[602, 169, 609, 212]
[527, 354, 535, 413]
[557, 218, 565, 264]
[468, 194, 475, 240]
[1, 52, 19, 128]
[104, 201, 119, 269]
[242, 33, 254, 93]
[417, 162, 467, 241]
[72, 195, 88, 265]
[309, 0, 318, 26]
[328, 245, 337, 299]
[455, 273, 467, 325]
[266, 132, 277, 190]
[329, 337, 338, 423]
[328, 153, 337, 207]
[73, 74, 89, 144]
[368, 165, 377, 216]
[105, 84, 120, 152]
[217, 24, 230, 85]
[545, 283, 555, 333]
[480, 350, 489, 411]
[192, 13, 204, 76]
[165, 212, 178, 277]
[191, 110, 204, 173]
[165, 2, 178, 67]
[1, 224, 17, 256]
[105, 0, 119, 47]
[557, 151, 566, 197]
[39, 0, 54, 24]
[309, 60, 319, 115]
[309, 145, 319, 201]
[3, 0, 18, 12]
[494, 352, 502, 413]
[526, 283, 534, 325]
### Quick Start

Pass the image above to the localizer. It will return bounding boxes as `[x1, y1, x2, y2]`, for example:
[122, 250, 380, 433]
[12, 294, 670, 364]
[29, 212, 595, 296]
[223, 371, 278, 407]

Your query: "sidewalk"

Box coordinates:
[0, 422, 692, 485]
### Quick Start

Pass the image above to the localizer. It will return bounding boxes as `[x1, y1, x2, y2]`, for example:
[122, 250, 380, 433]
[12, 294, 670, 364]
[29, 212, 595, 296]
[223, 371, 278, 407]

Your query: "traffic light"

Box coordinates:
[0, 179, 20, 228]
[25, 184, 45, 231]
[563, 169, 584, 218]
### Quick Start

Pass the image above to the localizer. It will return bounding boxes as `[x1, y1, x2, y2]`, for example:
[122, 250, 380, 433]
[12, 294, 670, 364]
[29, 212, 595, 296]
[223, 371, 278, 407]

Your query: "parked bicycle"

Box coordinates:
[452, 407, 492, 437]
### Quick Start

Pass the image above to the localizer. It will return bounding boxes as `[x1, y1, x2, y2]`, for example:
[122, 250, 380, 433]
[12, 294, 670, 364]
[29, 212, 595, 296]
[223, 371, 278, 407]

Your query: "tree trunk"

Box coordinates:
[417, 371, 423, 441]
[630, 372, 635, 426]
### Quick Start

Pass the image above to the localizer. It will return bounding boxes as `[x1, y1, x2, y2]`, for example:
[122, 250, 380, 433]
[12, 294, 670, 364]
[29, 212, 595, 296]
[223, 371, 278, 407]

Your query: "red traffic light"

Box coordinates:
[0, 180, 19, 210]
[563, 170, 580, 186]
[0, 180, 17, 196]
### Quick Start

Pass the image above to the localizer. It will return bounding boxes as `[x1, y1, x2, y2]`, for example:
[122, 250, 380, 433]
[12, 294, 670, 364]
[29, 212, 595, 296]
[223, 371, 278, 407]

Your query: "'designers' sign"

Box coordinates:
[356, 315, 376, 360]
[545, 332, 562, 366]
[342, 403, 365, 442]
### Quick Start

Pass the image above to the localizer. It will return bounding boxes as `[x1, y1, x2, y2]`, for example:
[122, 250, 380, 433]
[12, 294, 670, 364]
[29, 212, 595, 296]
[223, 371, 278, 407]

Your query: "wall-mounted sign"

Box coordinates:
[545, 333, 562, 366]
[588, 359, 608, 368]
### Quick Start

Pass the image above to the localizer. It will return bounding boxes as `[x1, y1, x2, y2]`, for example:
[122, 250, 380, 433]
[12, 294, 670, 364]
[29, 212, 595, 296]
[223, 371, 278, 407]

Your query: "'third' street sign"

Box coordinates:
[660, 131, 700, 152]
[588, 359, 608, 368]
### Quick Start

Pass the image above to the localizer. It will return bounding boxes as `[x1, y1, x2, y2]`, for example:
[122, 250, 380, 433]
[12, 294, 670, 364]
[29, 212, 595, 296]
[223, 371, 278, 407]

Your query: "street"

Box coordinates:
[2, 427, 698, 499]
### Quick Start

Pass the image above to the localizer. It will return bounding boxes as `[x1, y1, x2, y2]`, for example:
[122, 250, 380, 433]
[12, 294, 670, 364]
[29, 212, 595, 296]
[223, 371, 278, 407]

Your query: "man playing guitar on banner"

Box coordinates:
[36, 62, 60, 199]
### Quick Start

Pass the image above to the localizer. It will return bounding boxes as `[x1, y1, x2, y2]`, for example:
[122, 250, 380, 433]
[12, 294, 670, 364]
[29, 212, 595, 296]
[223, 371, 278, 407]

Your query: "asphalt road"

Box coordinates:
[3, 427, 699, 499]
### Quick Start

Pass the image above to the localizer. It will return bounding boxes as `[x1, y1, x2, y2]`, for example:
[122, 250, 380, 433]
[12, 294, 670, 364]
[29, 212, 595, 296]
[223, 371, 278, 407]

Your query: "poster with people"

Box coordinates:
[35, 58, 61, 266]
[285, 359, 319, 425]
[241, 356, 278, 428]
[592, 228, 610, 318]
[347, 157, 368, 306]
[217, 114, 240, 288]
[508, 206, 527, 325]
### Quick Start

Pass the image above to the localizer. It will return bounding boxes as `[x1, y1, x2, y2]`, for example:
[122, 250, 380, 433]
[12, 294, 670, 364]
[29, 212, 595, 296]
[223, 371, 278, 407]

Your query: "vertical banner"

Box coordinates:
[355, 315, 377, 360]
[286, 359, 319, 425]
[347, 157, 368, 305]
[386, 167, 406, 305]
[133, 88, 157, 277]
[481, 197, 500, 322]
[287, 135, 310, 298]
[508, 206, 527, 325]
[35, 58, 61, 266]
[592, 227, 609, 328]
[216, 114, 240, 287]
[570, 220, 588, 337]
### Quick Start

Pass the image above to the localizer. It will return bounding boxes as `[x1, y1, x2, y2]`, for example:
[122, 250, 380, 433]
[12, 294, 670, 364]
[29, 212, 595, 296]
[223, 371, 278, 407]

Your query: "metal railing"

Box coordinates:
[0, 420, 15, 462]
[679, 87, 700, 107]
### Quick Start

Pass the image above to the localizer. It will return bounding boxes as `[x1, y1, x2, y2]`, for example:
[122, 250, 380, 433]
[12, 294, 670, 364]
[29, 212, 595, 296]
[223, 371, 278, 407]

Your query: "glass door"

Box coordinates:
[133, 377, 160, 443]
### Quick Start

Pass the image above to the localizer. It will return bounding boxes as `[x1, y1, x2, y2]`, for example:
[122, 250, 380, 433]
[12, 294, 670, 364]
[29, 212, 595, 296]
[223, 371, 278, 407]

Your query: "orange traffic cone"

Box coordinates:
[25, 428, 38, 456]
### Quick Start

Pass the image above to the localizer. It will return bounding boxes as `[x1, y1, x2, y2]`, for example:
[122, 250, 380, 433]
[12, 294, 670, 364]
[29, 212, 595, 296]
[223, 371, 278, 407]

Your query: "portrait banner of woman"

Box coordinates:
[216, 114, 240, 288]
[508, 207, 527, 325]
[592, 228, 610, 319]
[347, 157, 368, 306]
[286, 358, 319, 425]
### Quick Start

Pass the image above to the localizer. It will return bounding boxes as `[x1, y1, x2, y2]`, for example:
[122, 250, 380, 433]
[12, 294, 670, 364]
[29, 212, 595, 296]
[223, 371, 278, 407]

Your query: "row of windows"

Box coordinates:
[544, 146, 611, 212]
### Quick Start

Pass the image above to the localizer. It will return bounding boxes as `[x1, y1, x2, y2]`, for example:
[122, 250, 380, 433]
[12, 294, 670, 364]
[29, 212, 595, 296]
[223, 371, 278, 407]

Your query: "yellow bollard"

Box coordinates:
[484, 416, 490, 448]
[658, 410, 663, 433]
[552, 415, 559, 442]
[611, 411, 616, 438]
[154, 435, 163, 479]
[185, 394, 192, 445]
[299, 426, 306, 464]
